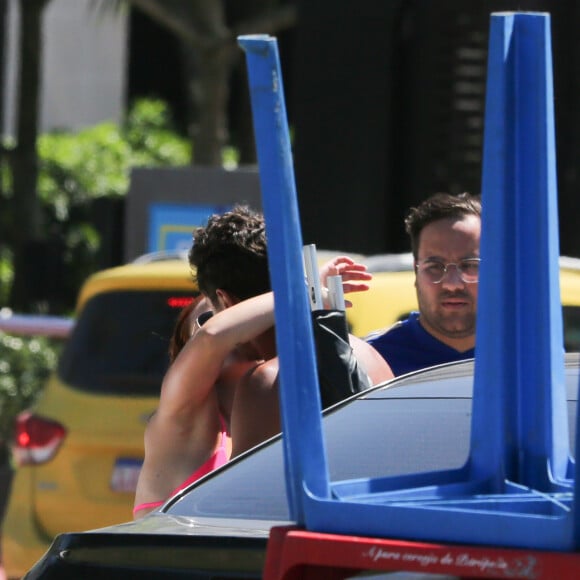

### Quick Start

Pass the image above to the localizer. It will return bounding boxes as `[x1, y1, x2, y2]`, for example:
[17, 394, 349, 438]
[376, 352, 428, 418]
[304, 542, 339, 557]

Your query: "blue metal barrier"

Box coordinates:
[237, 35, 330, 524]
[239, 11, 579, 551]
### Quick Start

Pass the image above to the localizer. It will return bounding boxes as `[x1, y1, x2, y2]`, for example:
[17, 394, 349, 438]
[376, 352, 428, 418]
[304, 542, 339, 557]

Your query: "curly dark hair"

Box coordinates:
[405, 192, 482, 259]
[188, 205, 270, 303]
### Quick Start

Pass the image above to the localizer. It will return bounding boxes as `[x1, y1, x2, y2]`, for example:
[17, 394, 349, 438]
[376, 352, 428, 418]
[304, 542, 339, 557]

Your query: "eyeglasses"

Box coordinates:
[415, 258, 481, 284]
[192, 310, 214, 334]
[197, 310, 214, 326]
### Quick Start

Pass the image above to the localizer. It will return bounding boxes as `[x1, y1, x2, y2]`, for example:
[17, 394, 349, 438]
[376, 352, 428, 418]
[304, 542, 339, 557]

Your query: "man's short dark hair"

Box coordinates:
[405, 192, 482, 259]
[188, 205, 270, 302]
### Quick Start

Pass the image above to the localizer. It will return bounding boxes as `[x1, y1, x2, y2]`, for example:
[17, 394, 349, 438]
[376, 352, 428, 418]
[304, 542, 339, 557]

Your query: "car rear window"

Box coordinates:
[58, 290, 196, 396]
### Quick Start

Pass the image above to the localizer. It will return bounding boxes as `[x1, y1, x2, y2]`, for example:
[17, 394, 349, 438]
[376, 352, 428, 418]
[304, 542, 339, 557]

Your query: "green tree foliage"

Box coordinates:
[0, 332, 59, 444]
[0, 99, 190, 448]
[37, 98, 190, 208]
[0, 98, 191, 313]
[123, 98, 192, 166]
[0, 247, 11, 305]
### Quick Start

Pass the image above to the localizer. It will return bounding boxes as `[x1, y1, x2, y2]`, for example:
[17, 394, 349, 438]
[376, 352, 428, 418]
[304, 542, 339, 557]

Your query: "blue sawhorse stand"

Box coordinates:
[239, 10, 579, 579]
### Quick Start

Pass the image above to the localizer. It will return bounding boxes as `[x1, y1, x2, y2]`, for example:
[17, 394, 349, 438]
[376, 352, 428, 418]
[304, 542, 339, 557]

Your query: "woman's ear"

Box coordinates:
[215, 289, 240, 311]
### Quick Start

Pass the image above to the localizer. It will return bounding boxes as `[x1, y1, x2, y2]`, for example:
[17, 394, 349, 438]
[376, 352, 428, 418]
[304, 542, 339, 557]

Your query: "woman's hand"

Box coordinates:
[319, 256, 372, 307]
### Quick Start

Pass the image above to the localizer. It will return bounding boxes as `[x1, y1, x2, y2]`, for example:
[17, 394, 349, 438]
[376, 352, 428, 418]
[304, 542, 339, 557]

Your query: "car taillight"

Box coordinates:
[13, 412, 67, 465]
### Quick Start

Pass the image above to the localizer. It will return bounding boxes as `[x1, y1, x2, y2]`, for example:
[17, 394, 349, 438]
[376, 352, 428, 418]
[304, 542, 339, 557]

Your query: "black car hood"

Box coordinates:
[24, 513, 289, 580]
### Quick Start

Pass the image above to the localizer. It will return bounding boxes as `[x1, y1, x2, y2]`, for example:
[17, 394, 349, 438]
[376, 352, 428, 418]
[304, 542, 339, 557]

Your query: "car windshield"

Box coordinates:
[166, 357, 579, 522]
[58, 290, 195, 396]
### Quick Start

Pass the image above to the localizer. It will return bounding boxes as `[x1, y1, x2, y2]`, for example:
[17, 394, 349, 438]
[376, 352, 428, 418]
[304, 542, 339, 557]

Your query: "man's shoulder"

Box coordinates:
[365, 312, 419, 343]
[241, 358, 279, 390]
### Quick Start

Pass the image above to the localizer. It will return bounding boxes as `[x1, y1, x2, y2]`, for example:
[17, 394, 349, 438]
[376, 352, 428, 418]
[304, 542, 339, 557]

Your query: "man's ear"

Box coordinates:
[215, 289, 240, 310]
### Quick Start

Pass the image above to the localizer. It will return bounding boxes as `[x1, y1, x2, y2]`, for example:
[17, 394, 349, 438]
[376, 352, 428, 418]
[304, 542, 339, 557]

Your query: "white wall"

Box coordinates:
[4, 0, 128, 136]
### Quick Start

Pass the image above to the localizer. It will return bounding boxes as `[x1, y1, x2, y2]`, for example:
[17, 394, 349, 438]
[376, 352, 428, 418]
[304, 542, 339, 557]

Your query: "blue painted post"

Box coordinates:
[472, 11, 572, 489]
[237, 35, 330, 524]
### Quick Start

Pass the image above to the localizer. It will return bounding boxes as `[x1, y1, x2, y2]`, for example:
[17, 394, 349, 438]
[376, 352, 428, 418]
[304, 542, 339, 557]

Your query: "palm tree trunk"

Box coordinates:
[9, 0, 51, 310]
[186, 42, 232, 165]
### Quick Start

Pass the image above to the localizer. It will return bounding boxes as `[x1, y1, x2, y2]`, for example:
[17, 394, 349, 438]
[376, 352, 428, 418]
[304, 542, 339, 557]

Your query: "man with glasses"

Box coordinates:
[367, 192, 481, 376]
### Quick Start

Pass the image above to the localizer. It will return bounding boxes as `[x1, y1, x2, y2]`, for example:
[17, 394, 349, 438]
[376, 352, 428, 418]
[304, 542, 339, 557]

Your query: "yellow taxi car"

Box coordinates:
[560, 256, 580, 351]
[346, 253, 417, 337]
[2, 252, 198, 578]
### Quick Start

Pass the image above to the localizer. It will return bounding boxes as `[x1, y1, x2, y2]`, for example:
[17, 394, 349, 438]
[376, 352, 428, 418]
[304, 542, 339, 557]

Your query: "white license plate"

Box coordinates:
[110, 458, 143, 493]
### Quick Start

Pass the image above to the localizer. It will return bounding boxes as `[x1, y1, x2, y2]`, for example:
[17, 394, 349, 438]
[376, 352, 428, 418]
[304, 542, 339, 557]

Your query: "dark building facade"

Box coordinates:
[292, 0, 580, 256]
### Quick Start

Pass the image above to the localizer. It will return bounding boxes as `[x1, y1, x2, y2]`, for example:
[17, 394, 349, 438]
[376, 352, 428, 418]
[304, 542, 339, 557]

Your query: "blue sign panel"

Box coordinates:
[148, 203, 231, 253]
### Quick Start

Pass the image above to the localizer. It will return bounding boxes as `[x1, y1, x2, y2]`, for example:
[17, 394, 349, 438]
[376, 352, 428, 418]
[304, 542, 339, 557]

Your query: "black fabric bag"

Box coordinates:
[311, 309, 372, 408]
